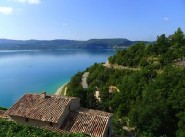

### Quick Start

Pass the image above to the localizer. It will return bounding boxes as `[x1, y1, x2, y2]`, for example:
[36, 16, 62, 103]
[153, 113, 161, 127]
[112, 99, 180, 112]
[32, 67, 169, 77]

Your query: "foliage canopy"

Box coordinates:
[67, 28, 185, 137]
[0, 119, 87, 137]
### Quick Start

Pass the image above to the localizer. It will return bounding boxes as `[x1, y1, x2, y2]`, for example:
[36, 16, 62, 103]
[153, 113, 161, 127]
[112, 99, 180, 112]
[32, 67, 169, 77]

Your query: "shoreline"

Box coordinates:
[54, 82, 68, 96]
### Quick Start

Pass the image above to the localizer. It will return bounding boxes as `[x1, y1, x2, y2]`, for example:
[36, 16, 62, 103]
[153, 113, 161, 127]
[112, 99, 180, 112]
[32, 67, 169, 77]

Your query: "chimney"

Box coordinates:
[41, 91, 46, 99]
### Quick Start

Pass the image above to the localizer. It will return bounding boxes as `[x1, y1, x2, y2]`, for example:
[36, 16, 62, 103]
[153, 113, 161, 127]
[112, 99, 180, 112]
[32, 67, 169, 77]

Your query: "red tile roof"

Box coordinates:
[61, 107, 112, 137]
[77, 107, 112, 117]
[5, 93, 113, 136]
[0, 110, 7, 118]
[0, 110, 5, 115]
[5, 94, 76, 123]
[44, 126, 69, 134]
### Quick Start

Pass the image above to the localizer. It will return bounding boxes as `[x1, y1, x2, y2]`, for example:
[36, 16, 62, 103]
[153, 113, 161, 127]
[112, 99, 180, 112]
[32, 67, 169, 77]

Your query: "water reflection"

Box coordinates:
[0, 49, 115, 108]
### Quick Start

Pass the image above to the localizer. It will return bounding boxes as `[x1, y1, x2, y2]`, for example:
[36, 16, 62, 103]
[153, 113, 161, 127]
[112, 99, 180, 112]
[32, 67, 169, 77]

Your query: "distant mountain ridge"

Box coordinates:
[0, 38, 151, 50]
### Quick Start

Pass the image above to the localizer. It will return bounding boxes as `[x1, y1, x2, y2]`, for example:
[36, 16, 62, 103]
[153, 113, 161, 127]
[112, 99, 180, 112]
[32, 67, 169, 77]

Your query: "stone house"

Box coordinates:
[5, 92, 112, 137]
[0, 110, 7, 119]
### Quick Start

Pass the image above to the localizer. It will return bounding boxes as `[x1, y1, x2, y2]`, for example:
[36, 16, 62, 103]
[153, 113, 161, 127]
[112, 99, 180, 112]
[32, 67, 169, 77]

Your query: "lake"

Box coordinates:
[0, 49, 115, 108]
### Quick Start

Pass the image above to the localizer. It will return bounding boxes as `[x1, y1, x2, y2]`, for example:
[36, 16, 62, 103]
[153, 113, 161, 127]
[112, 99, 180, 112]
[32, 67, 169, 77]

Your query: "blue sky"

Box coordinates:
[0, 0, 184, 41]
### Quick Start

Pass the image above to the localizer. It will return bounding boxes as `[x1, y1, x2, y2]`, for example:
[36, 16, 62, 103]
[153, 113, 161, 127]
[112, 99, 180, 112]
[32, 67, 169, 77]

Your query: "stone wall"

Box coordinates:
[10, 116, 58, 128]
[55, 98, 80, 128]
[56, 106, 70, 128]
[57, 99, 80, 128]
[103, 116, 113, 137]
[69, 98, 80, 110]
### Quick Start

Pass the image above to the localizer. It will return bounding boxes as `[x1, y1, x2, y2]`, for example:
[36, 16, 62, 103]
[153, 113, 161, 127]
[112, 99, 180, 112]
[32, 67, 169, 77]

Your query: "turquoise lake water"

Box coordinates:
[0, 49, 115, 108]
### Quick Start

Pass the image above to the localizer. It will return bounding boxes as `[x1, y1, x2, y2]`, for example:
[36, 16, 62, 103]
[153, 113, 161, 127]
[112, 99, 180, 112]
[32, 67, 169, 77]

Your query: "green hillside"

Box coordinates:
[67, 28, 185, 137]
[0, 107, 7, 110]
[0, 38, 150, 50]
[0, 119, 87, 137]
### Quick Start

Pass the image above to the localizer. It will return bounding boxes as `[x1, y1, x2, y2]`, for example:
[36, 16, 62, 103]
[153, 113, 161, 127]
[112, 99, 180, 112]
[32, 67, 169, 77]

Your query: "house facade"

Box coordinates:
[5, 92, 112, 137]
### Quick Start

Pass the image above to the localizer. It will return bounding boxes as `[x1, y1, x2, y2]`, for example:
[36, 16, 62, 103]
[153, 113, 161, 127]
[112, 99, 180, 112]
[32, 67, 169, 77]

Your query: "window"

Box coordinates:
[25, 118, 29, 122]
[49, 122, 53, 126]
[107, 127, 110, 137]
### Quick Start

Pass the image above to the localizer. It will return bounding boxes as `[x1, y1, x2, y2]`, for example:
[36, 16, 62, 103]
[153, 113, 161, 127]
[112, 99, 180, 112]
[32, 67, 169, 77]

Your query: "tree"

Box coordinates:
[169, 27, 185, 47]
[156, 34, 169, 55]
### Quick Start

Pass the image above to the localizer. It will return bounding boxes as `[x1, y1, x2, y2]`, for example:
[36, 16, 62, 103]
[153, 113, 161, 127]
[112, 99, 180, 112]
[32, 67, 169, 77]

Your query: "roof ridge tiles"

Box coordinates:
[5, 93, 74, 123]
[74, 107, 113, 118]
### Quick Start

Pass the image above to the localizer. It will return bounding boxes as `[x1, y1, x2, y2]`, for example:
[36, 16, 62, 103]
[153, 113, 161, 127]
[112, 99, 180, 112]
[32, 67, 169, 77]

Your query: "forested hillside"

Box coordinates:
[67, 28, 185, 137]
[0, 38, 150, 50]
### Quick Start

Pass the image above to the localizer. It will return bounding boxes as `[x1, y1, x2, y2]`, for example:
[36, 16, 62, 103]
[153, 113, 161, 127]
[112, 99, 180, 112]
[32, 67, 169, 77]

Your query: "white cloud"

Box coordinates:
[0, 6, 13, 15]
[163, 17, 169, 21]
[15, 0, 41, 4]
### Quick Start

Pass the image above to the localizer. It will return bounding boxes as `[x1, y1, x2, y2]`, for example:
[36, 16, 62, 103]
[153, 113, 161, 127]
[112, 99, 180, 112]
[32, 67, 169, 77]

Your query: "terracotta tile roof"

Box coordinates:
[0, 110, 5, 115]
[61, 107, 112, 137]
[5, 93, 76, 123]
[76, 107, 112, 117]
[0, 110, 7, 119]
[44, 126, 70, 134]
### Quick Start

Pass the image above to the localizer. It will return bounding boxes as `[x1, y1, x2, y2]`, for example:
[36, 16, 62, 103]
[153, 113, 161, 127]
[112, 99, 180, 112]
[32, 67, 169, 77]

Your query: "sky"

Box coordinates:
[0, 0, 185, 41]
